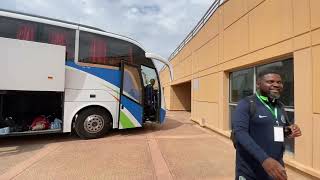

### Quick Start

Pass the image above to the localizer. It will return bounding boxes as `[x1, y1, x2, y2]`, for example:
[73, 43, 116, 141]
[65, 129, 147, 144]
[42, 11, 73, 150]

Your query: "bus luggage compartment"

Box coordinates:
[0, 91, 64, 136]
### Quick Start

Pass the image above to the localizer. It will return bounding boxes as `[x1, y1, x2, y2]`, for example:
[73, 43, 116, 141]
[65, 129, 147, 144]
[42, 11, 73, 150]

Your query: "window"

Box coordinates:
[131, 46, 154, 67]
[79, 31, 134, 67]
[39, 24, 75, 60]
[0, 16, 37, 41]
[284, 111, 295, 153]
[141, 65, 159, 90]
[230, 68, 254, 103]
[122, 65, 143, 104]
[108, 37, 133, 66]
[229, 58, 294, 153]
[78, 31, 157, 68]
[0, 16, 76, 60]
[16, 24, 36, 41]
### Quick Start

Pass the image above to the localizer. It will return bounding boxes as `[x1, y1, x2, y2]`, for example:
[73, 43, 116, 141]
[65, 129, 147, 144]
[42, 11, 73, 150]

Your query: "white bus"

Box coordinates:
[0, 9, 173, 139]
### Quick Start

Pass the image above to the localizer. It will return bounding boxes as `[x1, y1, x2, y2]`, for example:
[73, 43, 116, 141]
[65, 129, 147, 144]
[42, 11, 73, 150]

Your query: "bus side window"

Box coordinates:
[0, 17, 37, 42]
[89, 38, 107, 64]
[79, 31, 134, 67]
[16, 24, 37, 41]
[107, 36, 133, 66]
[0, 17, 75, 61]
[39, 24, 75, 61]
[79, 32, 107, 65]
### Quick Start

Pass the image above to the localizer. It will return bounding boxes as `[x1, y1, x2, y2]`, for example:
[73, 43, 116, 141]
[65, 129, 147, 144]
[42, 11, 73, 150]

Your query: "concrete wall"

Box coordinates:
[160, 0, 320, 178]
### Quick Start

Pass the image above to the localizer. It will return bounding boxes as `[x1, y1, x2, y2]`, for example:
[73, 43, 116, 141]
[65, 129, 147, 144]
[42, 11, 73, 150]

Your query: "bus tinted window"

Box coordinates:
[108, 37, 133, 66]
[131, 45, 154, 68]
[123, 64, 143, 104]
[0, 16, 75, 60]
[79, 31, 156, 68]
[39, 25, 75, 60]
[0, 16, 37, 41]
[79, 31, 133, 67]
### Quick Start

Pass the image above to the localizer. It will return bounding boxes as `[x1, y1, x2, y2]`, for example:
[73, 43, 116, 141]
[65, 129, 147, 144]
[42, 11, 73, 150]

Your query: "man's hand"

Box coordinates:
[288, 124, 302, 138]
[262, 158, 287, 180]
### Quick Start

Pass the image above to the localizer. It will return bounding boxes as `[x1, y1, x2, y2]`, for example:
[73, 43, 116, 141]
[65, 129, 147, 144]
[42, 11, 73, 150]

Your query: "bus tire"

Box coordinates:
[75, 107, 112, 139]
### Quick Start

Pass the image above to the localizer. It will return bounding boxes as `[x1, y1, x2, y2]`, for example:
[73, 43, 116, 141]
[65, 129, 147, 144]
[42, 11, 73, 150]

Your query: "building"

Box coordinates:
[160, 0, 320, 178]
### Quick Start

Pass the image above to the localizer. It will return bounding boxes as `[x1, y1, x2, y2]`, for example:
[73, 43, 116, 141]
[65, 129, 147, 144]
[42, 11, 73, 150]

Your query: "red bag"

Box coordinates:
[31, 115, 50, 131]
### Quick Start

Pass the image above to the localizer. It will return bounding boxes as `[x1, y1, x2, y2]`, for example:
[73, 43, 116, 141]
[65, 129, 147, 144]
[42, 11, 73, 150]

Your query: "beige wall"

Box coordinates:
[171, 82, 191, 111]
[160, 0, 320, 178]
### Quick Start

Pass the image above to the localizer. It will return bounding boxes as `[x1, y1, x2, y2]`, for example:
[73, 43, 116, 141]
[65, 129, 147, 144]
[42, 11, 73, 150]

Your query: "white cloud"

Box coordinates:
[0, 0, 215, 69]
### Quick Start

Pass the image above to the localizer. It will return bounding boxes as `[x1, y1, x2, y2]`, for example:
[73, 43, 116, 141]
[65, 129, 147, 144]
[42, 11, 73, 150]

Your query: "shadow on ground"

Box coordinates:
[0, 117, 186, 157]
[0, 133, 76, 158]
[108, 118, 185, 137]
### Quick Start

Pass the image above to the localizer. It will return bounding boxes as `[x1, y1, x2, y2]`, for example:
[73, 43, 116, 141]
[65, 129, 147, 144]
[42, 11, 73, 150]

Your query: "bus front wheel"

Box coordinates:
[75, 107, 112, 139]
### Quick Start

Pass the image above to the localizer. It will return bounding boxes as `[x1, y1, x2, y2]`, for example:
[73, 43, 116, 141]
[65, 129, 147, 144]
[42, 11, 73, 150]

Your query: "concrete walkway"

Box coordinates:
[0, 111, 315, 180]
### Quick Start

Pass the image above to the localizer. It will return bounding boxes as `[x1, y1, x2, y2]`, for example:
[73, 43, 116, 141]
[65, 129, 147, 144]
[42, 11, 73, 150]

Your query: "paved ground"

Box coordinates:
[0, 111, 316, 180]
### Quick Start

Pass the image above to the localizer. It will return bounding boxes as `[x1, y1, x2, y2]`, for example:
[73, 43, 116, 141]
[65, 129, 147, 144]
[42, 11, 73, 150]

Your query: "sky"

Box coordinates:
[0, 0, 217, 70]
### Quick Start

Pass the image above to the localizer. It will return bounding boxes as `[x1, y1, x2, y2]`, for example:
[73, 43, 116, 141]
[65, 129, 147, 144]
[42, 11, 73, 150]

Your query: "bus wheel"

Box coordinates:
[75, 107, 112, 139]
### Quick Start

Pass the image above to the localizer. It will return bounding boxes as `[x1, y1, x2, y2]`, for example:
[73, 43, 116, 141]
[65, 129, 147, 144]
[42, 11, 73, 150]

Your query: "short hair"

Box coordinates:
[257, 69, 282, 80]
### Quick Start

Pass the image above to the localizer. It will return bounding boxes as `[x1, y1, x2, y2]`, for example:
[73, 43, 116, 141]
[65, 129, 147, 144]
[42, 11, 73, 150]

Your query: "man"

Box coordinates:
[144, 79, 157, 119]
[145, 79, 155, 103]
[232, 69, 302, 180]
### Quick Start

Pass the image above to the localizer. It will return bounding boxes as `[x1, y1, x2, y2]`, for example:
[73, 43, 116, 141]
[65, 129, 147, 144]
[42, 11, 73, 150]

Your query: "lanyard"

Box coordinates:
[256, 94, 278, 119]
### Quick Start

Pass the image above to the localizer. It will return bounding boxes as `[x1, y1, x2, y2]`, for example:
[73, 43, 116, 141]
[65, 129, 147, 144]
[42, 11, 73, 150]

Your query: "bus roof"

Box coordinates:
[0, 8, 146, 51]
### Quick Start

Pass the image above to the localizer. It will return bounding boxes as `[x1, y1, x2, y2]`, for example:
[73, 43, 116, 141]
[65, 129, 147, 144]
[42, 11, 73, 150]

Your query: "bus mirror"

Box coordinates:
[145, 52, 173, 82]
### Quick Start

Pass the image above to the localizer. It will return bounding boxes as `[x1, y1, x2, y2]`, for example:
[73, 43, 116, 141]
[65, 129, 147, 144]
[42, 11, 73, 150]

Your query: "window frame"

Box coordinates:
[121, 63, 144, 105]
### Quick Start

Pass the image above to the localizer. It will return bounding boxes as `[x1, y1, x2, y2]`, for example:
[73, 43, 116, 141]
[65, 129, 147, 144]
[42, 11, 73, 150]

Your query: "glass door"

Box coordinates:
[118, 63, 144, 129]
[141, 65, 160, 122]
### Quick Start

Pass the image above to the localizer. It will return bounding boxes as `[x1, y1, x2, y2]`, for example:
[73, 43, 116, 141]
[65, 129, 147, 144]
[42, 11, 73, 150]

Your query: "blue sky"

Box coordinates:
[0, 0, 216, 69]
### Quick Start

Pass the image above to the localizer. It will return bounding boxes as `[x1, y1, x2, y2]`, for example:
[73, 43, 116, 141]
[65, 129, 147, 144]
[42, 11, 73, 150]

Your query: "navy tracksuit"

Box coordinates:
[232, 95, 286, 180]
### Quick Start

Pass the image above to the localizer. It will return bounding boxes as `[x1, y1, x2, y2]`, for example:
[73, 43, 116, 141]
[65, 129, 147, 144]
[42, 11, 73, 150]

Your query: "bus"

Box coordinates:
[0, 9, 173, 139]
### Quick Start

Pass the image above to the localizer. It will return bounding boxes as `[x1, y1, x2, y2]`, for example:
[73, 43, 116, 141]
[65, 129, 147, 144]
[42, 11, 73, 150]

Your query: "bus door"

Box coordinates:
[118, 63, 144, 129]
[141, 65, 161, 123]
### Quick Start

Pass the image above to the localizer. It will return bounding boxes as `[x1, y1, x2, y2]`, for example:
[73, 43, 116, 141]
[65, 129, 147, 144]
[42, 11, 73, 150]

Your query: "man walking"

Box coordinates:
[232, 69, 302, 180]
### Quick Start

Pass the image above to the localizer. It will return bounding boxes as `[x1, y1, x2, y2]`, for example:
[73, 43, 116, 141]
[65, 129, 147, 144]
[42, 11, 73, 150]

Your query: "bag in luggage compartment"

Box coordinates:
[31, 115, 50, 131]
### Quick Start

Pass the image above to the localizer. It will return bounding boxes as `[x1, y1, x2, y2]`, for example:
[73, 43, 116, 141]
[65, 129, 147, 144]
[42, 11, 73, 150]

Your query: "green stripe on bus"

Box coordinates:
[120, 111, 135, 128]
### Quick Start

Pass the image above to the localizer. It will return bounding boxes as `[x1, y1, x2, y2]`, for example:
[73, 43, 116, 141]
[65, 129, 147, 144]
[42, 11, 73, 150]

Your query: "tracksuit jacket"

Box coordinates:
[232, 95, 286, 180]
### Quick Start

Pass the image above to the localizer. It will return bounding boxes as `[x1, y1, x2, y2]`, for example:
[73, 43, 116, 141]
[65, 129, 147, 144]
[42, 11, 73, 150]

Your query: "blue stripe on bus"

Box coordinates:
[121, 95, 143, 124]
[66, 61, 121, 88]
[160, 108, 166, 124]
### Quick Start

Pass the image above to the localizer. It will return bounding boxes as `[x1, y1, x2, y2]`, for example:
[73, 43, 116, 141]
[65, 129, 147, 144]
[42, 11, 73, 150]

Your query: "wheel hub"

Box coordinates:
[84, 115, 104, 133]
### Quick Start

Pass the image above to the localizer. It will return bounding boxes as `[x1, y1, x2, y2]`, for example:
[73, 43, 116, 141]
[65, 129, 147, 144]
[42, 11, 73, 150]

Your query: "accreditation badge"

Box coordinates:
[274, 126, 284, 142]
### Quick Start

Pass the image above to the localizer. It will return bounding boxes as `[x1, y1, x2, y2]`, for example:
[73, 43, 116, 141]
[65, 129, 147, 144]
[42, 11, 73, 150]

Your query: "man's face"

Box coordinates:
[150, 79, 155, 86]
[257, 73, 283, 99]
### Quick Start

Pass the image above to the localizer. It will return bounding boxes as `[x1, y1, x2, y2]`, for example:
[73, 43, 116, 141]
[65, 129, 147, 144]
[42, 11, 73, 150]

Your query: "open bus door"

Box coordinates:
[140, 65, 161, 123]
[118, 52, 173, 129]
[118, 63, 144, 129]
[145, 52, 174, 124]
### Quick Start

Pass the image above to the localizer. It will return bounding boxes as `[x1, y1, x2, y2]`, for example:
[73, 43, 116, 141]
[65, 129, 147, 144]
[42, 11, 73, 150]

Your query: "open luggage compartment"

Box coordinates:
[0, 38, 66, 136]
[0, 91, 64, 136]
